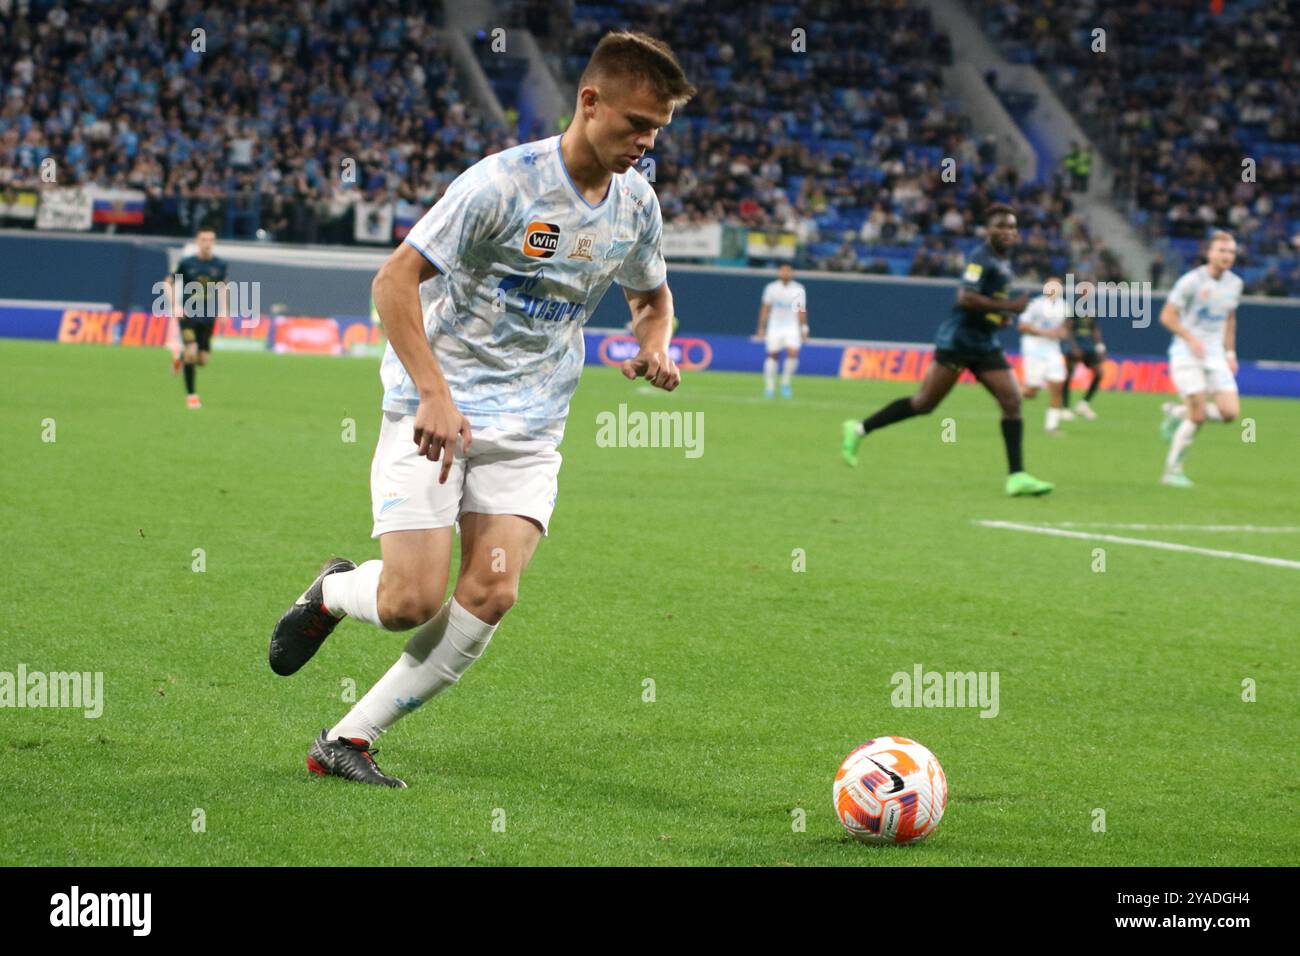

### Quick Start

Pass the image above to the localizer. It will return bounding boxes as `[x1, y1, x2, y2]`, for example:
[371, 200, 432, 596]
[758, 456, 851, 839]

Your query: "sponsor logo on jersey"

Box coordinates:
[497, 269, 585, 323]
[524, 221, 561, 258]
[568, 233, 595, 261]
[621, 183, 646, 211]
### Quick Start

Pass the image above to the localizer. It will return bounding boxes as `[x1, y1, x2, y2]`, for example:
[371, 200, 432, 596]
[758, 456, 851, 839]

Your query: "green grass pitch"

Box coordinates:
[2, 337, 1296, 866]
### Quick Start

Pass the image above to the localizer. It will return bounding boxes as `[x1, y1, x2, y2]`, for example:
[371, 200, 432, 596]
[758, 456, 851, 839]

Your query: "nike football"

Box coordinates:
[833, 736, 947, 845]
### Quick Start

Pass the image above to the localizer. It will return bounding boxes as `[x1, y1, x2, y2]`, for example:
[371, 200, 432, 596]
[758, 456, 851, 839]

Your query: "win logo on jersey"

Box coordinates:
[523, 221, 561, 258]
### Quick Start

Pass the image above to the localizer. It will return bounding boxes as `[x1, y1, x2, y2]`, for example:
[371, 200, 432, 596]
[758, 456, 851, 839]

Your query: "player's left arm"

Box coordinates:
[1016, 299, 1038, 335]
[1092, 317, 1105, 353]
[217, 263, 230, 322]
[615, 188, 677, 391]
[622, 282, 680, 391]
[798, 289, 809, 341]
[1225, 310, 1237, 373]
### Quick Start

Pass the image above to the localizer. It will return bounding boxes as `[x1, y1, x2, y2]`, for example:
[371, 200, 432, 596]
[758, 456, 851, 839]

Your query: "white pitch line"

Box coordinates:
[1040, 522, 1300, 534]
[977, 520, 1300, 570]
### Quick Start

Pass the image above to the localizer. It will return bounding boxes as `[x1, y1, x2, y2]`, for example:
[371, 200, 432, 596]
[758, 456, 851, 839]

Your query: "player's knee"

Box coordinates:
[1188, 410, 1207, 425]
[455, 575, 517, 625]
[912, 395, 936, 415]
[378, 584, 442, 631]
[197, 353, 209, 366]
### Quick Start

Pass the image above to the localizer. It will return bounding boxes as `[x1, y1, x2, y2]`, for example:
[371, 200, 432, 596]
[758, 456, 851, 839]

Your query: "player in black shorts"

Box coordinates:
[841, 204, 1053, 496]
[164, 227, 229, 409]
[1062, 310, 1106, 420]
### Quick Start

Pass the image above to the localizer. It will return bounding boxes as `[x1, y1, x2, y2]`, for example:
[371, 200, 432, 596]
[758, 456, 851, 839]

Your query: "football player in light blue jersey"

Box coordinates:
[267, 32, 696, 787]
[1158, 231, 1243, 487]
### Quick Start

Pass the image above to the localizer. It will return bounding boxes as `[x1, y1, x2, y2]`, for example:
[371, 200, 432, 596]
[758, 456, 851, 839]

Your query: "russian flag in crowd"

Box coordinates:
[393, 200, 424, 240]
[91, 189, 146, 225]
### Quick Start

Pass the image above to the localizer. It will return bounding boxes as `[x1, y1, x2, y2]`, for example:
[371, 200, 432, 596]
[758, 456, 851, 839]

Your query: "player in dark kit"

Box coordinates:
[840, 204, 1053, 496]
[164, 228, 229, 409]
[1062, 308, 1106, 420]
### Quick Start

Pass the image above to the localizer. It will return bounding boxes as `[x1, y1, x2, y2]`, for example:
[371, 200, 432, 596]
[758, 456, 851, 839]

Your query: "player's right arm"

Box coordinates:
[386, 163, 510, 479]
[1159, 275, 1204, 359]
[756, 283, 772, 336]
[1016, 298, 1040, 335]
[958, 287, 1029, 316]
[164, 266, 183, 318]
[1224, 309, 1237, 374]
[371, 243, 470, 482]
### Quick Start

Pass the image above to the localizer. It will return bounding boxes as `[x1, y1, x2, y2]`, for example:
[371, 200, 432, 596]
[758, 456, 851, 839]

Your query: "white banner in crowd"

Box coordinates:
[36, 188, 93, 231]
[661, 222, 722, 259]
[354, 200, 394, 244]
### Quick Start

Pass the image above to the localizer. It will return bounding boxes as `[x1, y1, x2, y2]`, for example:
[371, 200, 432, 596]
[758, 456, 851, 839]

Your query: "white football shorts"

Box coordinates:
[370, 411, 562, 538]
[1169, 352, 1238, 397]
[1022, 348, 1066, 388]
[765, 326, 803, 353]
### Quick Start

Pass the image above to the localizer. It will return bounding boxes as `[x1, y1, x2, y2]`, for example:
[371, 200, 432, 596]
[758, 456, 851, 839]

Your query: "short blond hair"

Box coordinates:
[1209, 230, 1236, 247]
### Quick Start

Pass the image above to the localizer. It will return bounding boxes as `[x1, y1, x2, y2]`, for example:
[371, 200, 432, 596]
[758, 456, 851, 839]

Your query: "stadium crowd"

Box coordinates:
[4, 0, 1288, 291]
[554, 0, 1120, 283]
[0, 0, 514, 243]
[971, 0, 1300, 294]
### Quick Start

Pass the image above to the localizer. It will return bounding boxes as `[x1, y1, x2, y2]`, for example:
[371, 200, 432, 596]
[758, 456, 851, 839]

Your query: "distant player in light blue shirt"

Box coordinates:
[1158, 231, 1243, 487]
[267, 32, 697, 788]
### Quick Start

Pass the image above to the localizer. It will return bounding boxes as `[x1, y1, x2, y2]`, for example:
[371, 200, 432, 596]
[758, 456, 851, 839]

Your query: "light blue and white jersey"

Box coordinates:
[381, 134, 667, 444]
[761, 280, 807, 333]
[1166, 265, 1242, 361]
[1019, 293, 1066, 359]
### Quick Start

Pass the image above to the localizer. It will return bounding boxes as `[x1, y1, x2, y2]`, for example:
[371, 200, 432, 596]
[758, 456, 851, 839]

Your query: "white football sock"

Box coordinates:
[329, 597, 497, 743]
[321, 559, 384, 627]
[781, 356, 798, 385]
[1167, 404, 1221, 422]
[1164, 419, 1199, 475]
[763, 357, 777, 391]
[1046, 407, 1060, 430]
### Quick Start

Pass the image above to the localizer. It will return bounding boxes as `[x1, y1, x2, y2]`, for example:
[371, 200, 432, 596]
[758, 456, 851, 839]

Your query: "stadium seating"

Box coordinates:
[5, 0, 1285, 290]
[967, 0, 1300, 294]
[548, 0, 1115, 282]
[0, 0, 513, 242]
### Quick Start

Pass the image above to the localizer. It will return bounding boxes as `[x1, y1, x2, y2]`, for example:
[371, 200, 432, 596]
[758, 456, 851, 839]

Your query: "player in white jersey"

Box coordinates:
[755, 263, 809, 398]
[1157, 231, 1243, 487]
[266, 32, 696, 787]
[1017, 276, 1070, 433]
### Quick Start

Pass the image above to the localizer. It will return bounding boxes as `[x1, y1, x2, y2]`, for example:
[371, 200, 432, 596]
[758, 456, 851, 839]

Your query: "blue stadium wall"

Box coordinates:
[1, 232, 1297, 362]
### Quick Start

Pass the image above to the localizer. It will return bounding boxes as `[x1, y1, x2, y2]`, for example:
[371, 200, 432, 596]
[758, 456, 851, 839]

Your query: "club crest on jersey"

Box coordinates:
[524, 221, 561, 258]
[568, 233, 595, 261]
[605, 238, 634, 260]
